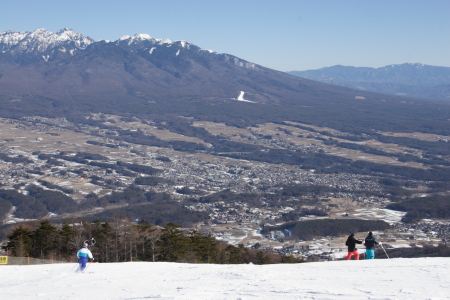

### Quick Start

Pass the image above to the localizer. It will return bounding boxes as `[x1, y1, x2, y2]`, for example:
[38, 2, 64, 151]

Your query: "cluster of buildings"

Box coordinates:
[1, 116, 448, 259]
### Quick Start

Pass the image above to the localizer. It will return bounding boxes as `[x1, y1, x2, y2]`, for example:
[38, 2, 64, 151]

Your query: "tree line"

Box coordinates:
[0, 185, 207, 228]
[386, 195, 450, 223]
[3, 219, 304, 265]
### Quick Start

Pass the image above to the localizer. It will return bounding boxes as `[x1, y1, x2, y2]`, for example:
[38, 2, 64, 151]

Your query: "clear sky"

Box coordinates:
[1, 0, 449, 71]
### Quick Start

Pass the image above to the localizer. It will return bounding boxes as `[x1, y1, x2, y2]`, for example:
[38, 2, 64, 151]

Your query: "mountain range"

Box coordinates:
[0, 28, 327, 105]
[0, 28, 417, 107]
[1, 28, 450, 136]
[289, 64, 450, 101]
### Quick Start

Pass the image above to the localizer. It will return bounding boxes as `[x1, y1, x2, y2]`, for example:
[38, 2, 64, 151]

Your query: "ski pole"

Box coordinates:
[380, 243, 389, 259]
[72, 263, 79, 271]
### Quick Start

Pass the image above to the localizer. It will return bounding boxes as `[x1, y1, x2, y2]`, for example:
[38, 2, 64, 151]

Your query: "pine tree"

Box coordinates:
[31, 220, 59, 259]
[101, 221, 115, 262]
[255, 251, 271, 265]
[188, 230, 218, 263]
[91, 219, 115, 262]
[135, 220, 161, 262]
[5, 225, 33, 257]
[159, 223, 190, 262]
[58, 222, 76, 260]
[222, 245, 243, 264]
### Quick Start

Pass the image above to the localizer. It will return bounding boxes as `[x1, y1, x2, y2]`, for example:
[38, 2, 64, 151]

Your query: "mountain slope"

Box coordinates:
[0, 29, 411, 106]
[1, 29, 450, 137]
[1, 258, 449, 299]
[0, 28, 293, 103]
[289, 64, 450, 100]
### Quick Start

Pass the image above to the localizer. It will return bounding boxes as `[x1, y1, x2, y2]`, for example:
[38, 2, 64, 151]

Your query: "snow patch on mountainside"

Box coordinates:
[236, 91, 255, 103]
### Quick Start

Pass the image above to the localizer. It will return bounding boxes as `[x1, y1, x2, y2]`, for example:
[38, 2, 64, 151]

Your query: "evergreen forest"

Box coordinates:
[3, 219, 304, 265]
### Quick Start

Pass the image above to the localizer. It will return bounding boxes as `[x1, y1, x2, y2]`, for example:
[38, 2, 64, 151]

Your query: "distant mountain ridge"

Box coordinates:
[2, 28, 450, 138]
[0, 28, 412, 109]
[0, 28, 227, 65]
[288, 64, 450, 100]
[1, 28, 283, 104]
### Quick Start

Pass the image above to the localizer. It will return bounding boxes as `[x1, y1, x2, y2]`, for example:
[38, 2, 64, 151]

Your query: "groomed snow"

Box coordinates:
[1, 257, 449, 299]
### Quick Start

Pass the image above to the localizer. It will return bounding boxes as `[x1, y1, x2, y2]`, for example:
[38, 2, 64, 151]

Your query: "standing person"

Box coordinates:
[364, 231, 379, 259]
[77, 242, 94, 272]
[345, 233, 362, 260]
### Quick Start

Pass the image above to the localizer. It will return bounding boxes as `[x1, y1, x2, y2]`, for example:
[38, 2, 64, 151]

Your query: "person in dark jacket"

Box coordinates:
[364, 231, 379, 259]
[345, 233, 362, 260]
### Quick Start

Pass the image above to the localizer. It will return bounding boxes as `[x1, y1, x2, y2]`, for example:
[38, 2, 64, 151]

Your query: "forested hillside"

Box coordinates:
[3, 220, 302, 264]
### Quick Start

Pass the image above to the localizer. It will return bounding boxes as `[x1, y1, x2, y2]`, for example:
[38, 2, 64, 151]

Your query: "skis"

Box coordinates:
[75, 263, 94, 273]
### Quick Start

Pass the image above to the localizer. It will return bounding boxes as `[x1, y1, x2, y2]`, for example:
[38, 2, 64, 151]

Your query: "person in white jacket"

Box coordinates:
[76, 242, 94, 271]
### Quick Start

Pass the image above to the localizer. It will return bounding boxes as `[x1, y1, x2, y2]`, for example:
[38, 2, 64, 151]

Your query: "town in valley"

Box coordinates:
[1, 115, 449, 260]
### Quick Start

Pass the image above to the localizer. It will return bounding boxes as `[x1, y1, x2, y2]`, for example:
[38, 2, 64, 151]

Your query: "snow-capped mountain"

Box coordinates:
[0, 28, 255, 69]
[0, 28, 315, 104]
[117, 33, 192, 49]
[0, 28, 94, 62]
[0, 28, 431, 111]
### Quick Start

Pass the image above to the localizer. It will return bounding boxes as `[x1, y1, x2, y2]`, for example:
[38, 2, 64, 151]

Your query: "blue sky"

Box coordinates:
[1, 0, 449, 71]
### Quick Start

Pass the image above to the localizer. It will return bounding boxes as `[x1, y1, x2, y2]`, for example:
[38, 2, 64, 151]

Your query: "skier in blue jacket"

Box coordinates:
[364, 232, 379, 259]
[77, 242, 94, 271]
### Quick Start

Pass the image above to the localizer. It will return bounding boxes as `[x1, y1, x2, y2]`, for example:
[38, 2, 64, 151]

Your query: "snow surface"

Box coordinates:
[1, 258, 449, 299]
[237, 91, 246, 101]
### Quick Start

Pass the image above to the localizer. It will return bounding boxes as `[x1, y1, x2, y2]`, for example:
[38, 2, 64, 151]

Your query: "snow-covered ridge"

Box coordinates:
[0, 28, 205, 53]
[383, 62, 426, 70]
[0, 30, 29, 47]
[118, 33, 154, 45]
[0, 28, 94, 53]
[0, 28, 259, 70]
[117, 33, 194, 49]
